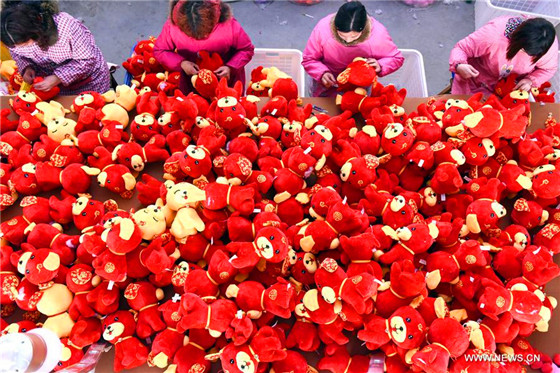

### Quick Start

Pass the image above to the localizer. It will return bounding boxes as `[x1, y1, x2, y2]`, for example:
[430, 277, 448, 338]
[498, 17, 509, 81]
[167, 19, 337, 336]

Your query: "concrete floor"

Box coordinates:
[59, 0, 475, 95]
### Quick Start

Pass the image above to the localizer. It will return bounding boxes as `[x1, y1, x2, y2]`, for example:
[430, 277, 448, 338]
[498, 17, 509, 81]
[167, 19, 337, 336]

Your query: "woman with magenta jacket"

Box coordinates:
[154, 0, 255, 94]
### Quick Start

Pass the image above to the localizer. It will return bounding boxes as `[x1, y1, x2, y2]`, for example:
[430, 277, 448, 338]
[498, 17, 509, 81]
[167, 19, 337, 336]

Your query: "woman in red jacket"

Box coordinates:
[154, 0, 255, 94]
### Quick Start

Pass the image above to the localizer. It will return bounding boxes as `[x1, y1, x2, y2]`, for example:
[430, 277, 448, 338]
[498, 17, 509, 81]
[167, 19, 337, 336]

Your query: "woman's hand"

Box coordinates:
[214, 66, 231, 80]
[181, 60, 199, 76]
[321, 72, 337, 88]
[33, 75, 61, 91]
[456, 64, 480, 79]
[366, 58, 381, 73]
[514, 78, 532, 92]
[22, 67, 36, 84]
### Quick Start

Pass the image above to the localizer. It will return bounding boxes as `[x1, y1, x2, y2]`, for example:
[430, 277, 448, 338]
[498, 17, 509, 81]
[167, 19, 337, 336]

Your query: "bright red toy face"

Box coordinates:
[532, 164, 560, 199]
[300, 125, 333, 158]
[215, 96, 246, 130]
[179, 145, 212, 178]
[387, 306, 426, 349]
[381, 123, 415, 156]
[220, 344, 258, 373]
[461, 137, 496, 166]
[254, 227, 289, 263]
[102, 310, 136, 343]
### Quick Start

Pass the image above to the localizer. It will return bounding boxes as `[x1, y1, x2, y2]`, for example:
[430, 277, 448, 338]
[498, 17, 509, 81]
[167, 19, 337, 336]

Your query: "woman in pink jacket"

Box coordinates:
[154, 0, 254, 94]
[302, 1, 404, 97]
[449, 16, 558, 95]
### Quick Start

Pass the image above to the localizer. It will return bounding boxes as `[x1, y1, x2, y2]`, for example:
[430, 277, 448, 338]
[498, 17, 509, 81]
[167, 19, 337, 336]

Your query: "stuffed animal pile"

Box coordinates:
[2, 57, 560, 373]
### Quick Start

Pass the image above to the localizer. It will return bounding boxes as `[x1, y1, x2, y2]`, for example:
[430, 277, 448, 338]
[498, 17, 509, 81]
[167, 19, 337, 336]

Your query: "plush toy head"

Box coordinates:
[387, 306, 426, 349]
[336, 57, 377, 90]
[72, 196, 105, 231]
[16, 246, 60, 285]
[164, 181, 206, 211]
[97, 164, 136, 199]
[381, 122, 415, 156]
[102, 310, 137, 343]
[218, 326, 288, 373]
[466, 199, 507, 235]
[179, 145, 212, 178]
[532, 164, 560, 199]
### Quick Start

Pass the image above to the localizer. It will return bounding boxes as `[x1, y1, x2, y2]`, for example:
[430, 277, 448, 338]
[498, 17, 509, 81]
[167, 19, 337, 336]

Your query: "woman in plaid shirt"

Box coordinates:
[1, 1, 110, 95]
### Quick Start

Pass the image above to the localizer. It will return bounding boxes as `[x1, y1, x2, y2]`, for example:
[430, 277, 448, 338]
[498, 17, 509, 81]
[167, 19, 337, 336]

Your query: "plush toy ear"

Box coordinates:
[122, 173, 136, 191]
[234, 81, 243, 97]
[43, 252, 60, 271]
[302, 289, 320, 312]
[81, 166, 100, 176]
[466, 214, 481, 234]
[186, 184, 206, 203]
[428, 222, 439, 239]
[321, 286, 336, 304]
[101, 90, 116, 103]
[111, 144, 123, 161]
[119, 218, 136, 241]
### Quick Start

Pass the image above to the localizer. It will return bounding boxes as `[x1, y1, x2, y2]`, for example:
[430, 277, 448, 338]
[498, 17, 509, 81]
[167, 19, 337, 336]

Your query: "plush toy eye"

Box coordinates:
[57, 362, 62, 366]
[406, 317, 411, 322]
[333, 184, 338, 188]
[30, 255, 35, 260]
[321, 139, 325, 143]
[298, 257, 302, 261]
[392, 140, 396, 144]
[26, 270, 29, 274]
[513, 100, 517, 104]
[490, 213, 495, 218]
[220, 109, 224, 113]
[21, 328, 27, 332]
[114, 317, 119, 321]
[548, 171, 553, 174]
[352, 171, 356, 175]
[24, 174, 28, 178]
[125, 158, 130, 162]
[301, 270, 306, 274]
[232, 106, 236, 111]
[403, 132, 407, 136]
[195, 161, 199, 165]
[270, 236, 274, 240]
[136, 125, 140, 129]
[275, 249, 280, 254]
[478, 143, 483, 148]
[483, 155, 487, 158]
[82, 212, 87, 216]
[411, 228, 416, 231]
[230, 173, 234, 177]
[230, 359, 235, 364]
[89, 202, 94, 206]
[408, 335, 413, 339]
[401, 211, 406, 215]
[148, 126, 153, 130]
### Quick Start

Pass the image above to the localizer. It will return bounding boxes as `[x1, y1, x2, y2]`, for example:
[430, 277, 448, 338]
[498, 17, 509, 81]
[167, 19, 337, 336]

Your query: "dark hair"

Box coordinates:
[1, 1, 59, 49]
[334, 1, 367, 33]
[507, 18, 556, 64]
